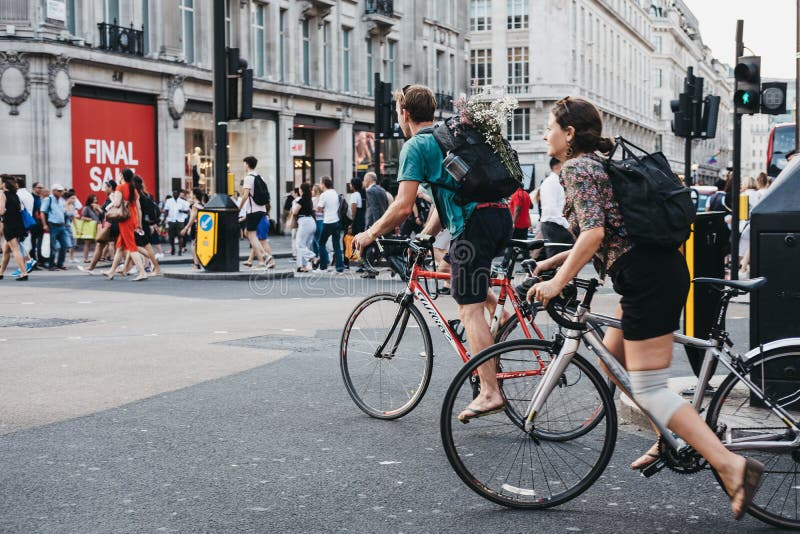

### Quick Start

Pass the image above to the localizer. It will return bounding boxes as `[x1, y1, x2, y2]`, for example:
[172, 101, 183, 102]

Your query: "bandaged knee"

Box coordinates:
[628, 368, 686, 428]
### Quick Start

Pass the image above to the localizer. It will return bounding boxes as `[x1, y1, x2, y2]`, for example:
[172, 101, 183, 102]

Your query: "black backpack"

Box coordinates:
[338, 193, 352, 227]
[604, 137, 695, 249]
[140, 193, 160, 225]
[250, 173, 270, 207]
[426, 118, 523, 205]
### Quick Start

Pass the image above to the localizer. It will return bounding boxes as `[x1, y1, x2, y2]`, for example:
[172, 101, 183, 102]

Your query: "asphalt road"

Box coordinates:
[0, 271, 768, 533]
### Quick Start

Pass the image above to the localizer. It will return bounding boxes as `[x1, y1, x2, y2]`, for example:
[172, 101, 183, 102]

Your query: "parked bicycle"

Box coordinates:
[440, 274, 800, 528]
[339, 235, 551, 420]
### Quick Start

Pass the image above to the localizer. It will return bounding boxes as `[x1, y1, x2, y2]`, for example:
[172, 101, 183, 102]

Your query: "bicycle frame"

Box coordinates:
[524, 303, 800, 453]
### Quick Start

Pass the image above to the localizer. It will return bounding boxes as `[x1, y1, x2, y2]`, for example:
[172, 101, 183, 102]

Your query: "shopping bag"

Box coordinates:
[72, 218, 98, 240]
[41, 233, 51, 259]
[21, 207, 36, 230]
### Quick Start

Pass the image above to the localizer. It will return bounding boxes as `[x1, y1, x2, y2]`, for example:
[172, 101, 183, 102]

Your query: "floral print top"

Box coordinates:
[560, 153, 633, 275]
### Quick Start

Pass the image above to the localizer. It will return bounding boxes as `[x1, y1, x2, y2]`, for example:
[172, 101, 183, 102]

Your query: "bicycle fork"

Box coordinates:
[523, 334, 581, 433]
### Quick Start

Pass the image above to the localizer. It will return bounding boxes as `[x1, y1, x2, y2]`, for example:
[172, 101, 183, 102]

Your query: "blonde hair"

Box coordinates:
[742, 176, 757, 191]
[312, 184, 321, 196]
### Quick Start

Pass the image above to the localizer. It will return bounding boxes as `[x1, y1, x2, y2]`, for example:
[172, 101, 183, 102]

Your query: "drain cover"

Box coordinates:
[0, 316, 91, 328]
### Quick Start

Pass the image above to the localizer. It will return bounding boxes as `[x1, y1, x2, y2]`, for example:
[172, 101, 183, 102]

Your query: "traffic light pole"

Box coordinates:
[684, 67, 695, 188]
[213, 0, 228, 196]
[731, 19, 744, 280]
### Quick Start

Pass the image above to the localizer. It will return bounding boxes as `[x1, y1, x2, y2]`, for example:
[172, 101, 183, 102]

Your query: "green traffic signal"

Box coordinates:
[742, 92, 750, 105]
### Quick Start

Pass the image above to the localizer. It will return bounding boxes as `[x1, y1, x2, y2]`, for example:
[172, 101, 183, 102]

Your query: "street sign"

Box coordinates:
[761, 82, 788, 115]
[290, 139, 306, 156]
[196, 211, 218, 267]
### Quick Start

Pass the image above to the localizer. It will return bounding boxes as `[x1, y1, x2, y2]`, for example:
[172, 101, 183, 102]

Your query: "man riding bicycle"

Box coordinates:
[352, 84, 512, 422]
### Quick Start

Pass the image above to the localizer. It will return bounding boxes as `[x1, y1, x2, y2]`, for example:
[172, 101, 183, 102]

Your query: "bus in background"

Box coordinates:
[766, 122, 796, 177]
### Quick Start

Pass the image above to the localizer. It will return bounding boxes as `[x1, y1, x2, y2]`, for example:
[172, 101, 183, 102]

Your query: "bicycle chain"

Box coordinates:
[658, 436, 708, 474]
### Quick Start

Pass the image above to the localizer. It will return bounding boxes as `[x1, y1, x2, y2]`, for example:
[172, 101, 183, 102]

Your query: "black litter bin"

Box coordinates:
[750, 160, 800, 408]
[750, 160, 800, 348]
[684, 211, 729, 377]
[196, 194, 240, 272]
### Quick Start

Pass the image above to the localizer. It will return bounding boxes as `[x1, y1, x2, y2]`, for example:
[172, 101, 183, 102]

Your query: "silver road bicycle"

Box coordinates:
[440, 274, 800, 529]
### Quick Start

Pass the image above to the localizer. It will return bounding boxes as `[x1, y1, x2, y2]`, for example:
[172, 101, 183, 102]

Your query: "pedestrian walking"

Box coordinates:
[64, 191, 80, 264]
[292, 182, 318, 272]
[0, 175, 30, 280]
[103, 169, 147, 281]
[13, 177, 37, 273]
[181, 188, 208, 270]
[78, 180, 118, 275]
[316, 176, 344, 273]
[40, 183, 69, 270]
[536, 157, 574, 258]
[311, 184, 324, 259]
[164, 190, 190, 255]
[360, 171, 390, 277]
[79, 194, 102, 262]
[238, 156, 275, 269]
[527, 96, 760, 519]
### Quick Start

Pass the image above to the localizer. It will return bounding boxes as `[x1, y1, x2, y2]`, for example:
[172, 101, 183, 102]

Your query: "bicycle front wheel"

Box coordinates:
[706, 345, 800, 529]
[340, 293, 434, 419]
[441, 339, 617, 509]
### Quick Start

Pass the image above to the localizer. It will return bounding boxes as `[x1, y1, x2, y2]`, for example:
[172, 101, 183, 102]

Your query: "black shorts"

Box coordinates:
[245, 212, 265, 232]
[610, 246, 690, 341]
[449, 207, 513, 305]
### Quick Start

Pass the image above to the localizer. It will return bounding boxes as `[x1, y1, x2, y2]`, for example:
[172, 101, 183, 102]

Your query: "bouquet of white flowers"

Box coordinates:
[450, 87, 523, 182]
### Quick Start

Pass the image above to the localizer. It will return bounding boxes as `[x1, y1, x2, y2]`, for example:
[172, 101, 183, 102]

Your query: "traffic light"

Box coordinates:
[760, 81, 787, 115]
[734, 55, 761, 114]
[670, 93, 692, 138]
[374, 74, 394, 138]
[225, 47, 252, 121]
[700, 95, 720, 139]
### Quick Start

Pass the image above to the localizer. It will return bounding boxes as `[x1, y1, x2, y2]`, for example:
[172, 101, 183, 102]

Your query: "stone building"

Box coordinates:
[467, 0, 659, 185]
[0, 0, 469, 224]
[648, 0, 733, 185]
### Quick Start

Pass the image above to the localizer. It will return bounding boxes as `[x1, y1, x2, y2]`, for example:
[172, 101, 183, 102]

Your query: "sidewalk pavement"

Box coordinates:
[157, 233, 294, 266]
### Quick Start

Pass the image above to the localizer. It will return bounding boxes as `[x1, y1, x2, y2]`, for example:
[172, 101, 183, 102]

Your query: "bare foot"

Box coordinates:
[630, 441, 660, 470]
[718, 455, 750, 518]
[457, 392, 506, 422]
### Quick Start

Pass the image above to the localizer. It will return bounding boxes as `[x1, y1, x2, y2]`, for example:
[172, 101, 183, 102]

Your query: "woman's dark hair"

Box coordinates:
[192, 188, 203, 200]
[350, 177, 364, 197]
[120, 169, 136, 200]
[106, 179, 117, 190]
[299, 181, 313, 213]
[1, 174, 18, 193]
[551, 97, 615, 155]
[300, 181, 312, 199]
[85, 194, 97, 206]
[64, 191, 74, 199]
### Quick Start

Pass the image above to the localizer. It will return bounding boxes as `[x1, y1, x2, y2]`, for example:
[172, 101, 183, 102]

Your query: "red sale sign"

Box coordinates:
[70, 96, 156, 202]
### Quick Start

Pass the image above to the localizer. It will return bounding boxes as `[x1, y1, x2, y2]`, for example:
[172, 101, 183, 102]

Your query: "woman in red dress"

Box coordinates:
[104, 168, 147, 281]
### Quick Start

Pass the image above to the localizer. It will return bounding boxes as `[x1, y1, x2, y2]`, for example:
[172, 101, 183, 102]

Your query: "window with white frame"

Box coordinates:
[435, 51, 443, 93]
[253, 3, 265, 78]
[469, 0, 491, 31]
[507, 47, 529, 91]
[385, 40, 395, 87]
[366, 38, 374, 95]
[342, 29, 351, 92]
[470, 49, 492, 86]
[322, 21, 331, 88]
[279, 9, 287, 82]
[179, 0, 194, 64]
[225, 0, 231, 47]
[655, 67, 662, 88]
[302, 18, 310, 85]
[507, 0, 528, 29]
[104, 0, 119, 22]
[507, 108, 530, 141]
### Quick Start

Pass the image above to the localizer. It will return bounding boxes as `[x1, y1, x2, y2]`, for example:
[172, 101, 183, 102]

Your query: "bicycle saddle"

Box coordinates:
[693, 277, 766, 292]
[508, 238, 545, 251]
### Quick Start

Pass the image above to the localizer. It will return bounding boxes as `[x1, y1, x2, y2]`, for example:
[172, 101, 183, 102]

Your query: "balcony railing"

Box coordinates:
[469, 84, 535, 97]
[97, 20, 144, 57]
[366, 0, 393, 17]
[435, 92, 454, 112]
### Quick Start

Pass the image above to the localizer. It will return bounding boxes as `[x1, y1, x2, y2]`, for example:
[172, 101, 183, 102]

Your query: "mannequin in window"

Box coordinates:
[188, 147, 202, 188]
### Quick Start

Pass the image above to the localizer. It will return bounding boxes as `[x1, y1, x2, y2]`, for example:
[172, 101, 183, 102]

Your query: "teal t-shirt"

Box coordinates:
[397, 132, 476, 238]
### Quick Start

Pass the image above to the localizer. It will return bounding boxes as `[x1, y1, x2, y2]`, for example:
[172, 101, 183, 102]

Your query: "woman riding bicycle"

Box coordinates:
[528, 96, 762, 520]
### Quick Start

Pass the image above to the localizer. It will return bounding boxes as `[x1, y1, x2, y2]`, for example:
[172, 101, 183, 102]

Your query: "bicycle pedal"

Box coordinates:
[640, 458, 666, 478]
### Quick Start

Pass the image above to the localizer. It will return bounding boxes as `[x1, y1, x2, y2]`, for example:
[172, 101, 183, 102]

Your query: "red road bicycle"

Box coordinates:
[339, 235, 553, 420]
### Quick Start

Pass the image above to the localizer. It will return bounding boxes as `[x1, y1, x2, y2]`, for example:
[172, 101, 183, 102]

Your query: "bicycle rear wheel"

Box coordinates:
[706, 345, 800, 529]
[340, 293, 433, 419]
[441, 339, 617, 509]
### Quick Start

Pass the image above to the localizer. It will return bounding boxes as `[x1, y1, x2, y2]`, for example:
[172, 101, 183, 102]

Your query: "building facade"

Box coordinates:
[0, 0, 469, 224]
[467, 0, 659, 185]
[648, 0, 733, 185]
